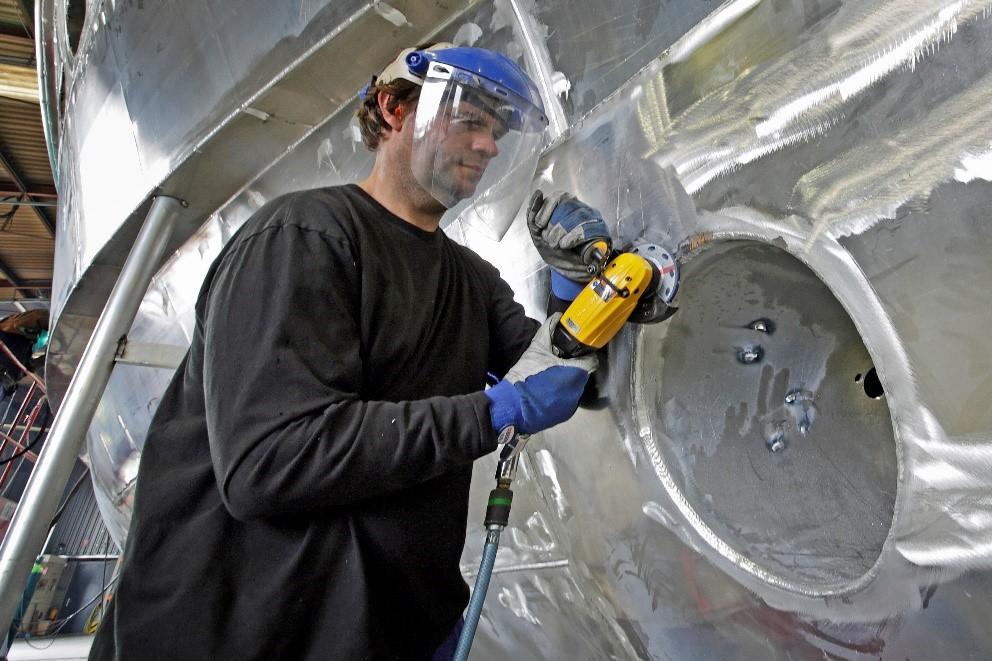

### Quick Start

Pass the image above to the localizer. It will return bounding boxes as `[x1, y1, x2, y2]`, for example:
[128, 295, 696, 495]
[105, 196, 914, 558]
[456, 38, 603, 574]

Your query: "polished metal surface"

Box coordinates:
[45, 0, 992, 658]
[464, 0, 992, 654]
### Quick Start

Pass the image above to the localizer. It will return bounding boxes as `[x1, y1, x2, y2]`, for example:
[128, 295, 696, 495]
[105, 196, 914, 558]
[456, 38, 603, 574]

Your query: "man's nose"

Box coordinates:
[472, 131, 499, 158]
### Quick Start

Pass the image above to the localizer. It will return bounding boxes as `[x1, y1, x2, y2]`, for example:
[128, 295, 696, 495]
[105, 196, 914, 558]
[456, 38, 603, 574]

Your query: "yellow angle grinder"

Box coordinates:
[552, 239, 680, 358]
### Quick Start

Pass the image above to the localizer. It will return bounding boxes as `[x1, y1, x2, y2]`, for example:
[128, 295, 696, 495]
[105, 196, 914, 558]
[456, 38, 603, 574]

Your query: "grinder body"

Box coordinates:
[552, 244, 679, 358]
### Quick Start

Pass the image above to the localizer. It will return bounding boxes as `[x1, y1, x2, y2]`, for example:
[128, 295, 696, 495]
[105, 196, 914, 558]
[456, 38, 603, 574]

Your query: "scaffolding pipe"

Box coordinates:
[0, 385, 44, 490]
[0, 195, 183, 633]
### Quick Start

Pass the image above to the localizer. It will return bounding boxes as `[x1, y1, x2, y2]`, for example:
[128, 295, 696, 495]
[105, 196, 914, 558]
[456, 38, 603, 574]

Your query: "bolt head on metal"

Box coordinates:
[737, 345, 764, 364]
[748, 318, 775, 334]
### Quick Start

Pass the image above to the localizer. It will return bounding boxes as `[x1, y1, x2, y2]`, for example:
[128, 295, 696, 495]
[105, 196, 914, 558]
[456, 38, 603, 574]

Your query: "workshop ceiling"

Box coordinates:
[0, 0, 55, 313]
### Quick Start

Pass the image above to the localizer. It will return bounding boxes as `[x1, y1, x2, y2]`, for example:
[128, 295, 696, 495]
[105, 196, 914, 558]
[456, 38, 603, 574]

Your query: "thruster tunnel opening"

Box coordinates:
[634, 241, 897, 589]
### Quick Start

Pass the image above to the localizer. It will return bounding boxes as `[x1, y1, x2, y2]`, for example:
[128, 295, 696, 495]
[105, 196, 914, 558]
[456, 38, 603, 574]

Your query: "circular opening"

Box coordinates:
[633, 242, 897, 589]
[863, 367, 884, 399]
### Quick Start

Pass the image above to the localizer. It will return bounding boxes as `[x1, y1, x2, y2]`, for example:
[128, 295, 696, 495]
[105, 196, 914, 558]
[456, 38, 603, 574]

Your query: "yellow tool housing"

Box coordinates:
[556, 251, 657, 354]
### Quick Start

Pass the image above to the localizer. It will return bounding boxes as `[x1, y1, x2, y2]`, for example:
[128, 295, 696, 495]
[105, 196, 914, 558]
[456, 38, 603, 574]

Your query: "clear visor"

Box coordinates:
[412, 69, 545, 239]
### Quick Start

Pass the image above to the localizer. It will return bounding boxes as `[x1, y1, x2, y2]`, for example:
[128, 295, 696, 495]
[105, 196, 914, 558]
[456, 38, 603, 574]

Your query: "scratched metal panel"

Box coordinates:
[467, 0, 992, 655]
[46, 0, 992, 658]
[48, 0, 373, 323]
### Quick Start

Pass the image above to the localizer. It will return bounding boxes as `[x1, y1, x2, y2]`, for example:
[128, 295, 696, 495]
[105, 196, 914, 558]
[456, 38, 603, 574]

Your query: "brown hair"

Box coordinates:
[356, 42, 442, 151]
[356, 78, 420, 151]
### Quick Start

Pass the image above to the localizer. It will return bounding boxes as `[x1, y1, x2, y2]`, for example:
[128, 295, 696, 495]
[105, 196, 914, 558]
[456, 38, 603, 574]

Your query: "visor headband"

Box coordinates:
[375, 42, 455, 87]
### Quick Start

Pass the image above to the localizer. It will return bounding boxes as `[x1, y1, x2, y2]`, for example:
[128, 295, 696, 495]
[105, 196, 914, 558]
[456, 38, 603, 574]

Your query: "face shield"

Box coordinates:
[408, 53, 548, 240]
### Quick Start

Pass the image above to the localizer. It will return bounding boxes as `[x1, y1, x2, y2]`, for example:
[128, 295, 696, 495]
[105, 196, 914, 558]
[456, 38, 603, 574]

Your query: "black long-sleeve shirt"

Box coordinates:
[89, 184, 539, 660]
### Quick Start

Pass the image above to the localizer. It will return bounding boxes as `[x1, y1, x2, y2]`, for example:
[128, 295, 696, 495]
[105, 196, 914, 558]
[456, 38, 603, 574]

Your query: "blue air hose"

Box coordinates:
[453, 528, 501, 661]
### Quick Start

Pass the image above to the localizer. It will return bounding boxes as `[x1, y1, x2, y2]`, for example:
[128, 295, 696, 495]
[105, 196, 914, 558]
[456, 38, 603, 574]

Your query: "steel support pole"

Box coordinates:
[0, 196, 183, 633]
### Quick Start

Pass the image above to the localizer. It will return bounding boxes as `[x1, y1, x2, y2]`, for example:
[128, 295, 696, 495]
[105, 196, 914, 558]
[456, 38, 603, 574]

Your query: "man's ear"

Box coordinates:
[377, 90, 408, 131]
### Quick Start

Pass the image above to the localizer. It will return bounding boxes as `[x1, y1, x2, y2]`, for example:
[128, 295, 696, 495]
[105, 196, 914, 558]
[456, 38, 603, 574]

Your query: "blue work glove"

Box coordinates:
[485, 314, 598, 435]
[527, 190, 612, 300]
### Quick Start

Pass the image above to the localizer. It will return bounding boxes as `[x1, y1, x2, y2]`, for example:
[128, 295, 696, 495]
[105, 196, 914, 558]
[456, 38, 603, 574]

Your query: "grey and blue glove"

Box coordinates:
[527, 190, 612, 301]
[485, 314, 598, 435]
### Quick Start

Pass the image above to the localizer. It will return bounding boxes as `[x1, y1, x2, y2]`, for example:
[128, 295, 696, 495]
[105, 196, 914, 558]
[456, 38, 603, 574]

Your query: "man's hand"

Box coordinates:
[484, 314, 597, 436]
[527, 190, 611, 283]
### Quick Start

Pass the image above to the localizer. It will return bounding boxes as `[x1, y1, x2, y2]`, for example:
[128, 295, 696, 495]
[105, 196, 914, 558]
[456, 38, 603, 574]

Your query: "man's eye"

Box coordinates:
[453, 115, 505, 140]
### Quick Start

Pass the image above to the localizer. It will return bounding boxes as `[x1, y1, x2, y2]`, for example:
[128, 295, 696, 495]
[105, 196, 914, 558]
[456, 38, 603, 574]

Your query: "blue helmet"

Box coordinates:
[404, 47, 548, 133]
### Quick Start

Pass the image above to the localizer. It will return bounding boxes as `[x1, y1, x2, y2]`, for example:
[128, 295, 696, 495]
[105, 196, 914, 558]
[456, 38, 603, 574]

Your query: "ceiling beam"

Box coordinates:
[13, 0, 34, 39]
[0, 281, 51, 291]
[0, 145, 55, 236]
[0, 198, 55, 208]
[0, 298, 47, 308]
[0, 185, 57, 198]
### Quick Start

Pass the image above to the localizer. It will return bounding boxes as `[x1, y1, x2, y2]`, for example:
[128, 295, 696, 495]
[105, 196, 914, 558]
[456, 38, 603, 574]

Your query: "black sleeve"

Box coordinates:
[203, 223, 498, 520]
[486, 275, 541, 380]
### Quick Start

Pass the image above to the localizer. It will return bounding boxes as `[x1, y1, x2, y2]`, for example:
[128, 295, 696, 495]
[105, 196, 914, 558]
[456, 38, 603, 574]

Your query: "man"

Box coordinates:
[89, 44, 609, 660]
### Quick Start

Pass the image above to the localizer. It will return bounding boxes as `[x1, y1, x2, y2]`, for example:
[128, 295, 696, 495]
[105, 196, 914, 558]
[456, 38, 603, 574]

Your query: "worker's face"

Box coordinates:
[417, 100, 506, 203]
[439, 101, 505, 198]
